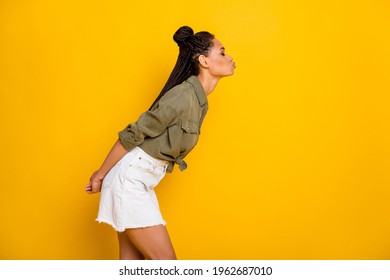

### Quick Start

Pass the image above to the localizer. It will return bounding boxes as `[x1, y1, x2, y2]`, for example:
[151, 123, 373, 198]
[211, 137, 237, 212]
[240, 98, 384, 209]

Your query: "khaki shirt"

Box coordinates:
[118, 76, 208, 172]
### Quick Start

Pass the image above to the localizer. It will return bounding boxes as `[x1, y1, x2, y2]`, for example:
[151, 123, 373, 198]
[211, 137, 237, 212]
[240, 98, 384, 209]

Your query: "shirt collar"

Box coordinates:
[186, 76, 207, 106]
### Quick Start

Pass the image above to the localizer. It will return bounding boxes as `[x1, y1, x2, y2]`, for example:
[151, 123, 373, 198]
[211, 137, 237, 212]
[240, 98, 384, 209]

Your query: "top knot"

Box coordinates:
[173, 26, 194, 48]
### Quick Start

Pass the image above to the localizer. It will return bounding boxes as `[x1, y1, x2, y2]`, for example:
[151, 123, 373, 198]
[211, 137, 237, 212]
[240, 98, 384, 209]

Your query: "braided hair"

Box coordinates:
[149, 26, 214, 109]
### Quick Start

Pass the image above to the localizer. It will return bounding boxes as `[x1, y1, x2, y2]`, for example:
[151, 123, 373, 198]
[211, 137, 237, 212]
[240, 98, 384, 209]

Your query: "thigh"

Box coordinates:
[117, 232, 144, 260]
[125, 225, 177, 260]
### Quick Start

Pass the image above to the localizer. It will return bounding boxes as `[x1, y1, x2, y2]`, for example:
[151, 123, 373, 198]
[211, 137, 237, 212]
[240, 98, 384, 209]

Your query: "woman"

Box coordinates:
[85, 26, 235, 260]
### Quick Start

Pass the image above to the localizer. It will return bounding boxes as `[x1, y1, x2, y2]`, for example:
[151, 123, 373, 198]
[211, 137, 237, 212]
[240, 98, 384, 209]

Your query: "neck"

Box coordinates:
[196, 73, 220, 96]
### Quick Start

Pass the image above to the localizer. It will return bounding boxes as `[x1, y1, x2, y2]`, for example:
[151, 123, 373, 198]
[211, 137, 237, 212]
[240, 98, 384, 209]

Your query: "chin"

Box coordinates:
[218, 69, 235, 78]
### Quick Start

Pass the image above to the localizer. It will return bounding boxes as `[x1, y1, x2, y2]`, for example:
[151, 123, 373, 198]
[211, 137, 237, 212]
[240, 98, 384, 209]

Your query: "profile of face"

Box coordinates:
[198, 38, 236, 78]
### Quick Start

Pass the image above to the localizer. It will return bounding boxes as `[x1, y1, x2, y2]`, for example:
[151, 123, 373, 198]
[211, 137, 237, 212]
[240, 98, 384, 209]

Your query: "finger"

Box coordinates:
[87, 189, 98, 194]
[85, 187, 94, 194]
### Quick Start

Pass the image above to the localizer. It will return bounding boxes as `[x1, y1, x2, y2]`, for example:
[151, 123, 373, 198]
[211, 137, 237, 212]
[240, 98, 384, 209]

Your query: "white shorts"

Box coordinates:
[96, 147, 168, 232]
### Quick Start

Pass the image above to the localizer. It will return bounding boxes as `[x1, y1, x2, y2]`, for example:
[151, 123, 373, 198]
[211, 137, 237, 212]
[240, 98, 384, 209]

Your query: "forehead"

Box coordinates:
[211, 38, 224, 50]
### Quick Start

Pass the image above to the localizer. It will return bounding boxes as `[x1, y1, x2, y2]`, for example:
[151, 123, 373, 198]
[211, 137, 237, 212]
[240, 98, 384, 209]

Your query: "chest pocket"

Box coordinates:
[180, 119, 200, 155]
[181, 119, 199, 134]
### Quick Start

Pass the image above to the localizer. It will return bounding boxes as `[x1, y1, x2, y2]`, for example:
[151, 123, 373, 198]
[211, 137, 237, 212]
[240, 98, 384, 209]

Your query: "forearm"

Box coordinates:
[96, 139, 128, 179]
[85, 139, 128, 194]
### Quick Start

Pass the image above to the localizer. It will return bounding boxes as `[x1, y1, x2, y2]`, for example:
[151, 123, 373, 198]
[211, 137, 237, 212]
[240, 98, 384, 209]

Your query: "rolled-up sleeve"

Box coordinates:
[118, 92, 182, 151]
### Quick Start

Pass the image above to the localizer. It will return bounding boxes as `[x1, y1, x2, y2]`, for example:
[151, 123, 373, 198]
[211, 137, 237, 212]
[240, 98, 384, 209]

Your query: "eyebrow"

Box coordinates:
[220, 47, 225, 51]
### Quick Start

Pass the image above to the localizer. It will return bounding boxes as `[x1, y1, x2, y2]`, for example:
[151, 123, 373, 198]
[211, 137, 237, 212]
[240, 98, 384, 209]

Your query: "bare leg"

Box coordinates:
[117, 232, 144, 260]
[125, 225, 177, 260]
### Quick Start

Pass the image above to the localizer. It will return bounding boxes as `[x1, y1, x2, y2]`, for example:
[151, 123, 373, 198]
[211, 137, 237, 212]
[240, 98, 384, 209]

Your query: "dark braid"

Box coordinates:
[149, 26, 214, 110]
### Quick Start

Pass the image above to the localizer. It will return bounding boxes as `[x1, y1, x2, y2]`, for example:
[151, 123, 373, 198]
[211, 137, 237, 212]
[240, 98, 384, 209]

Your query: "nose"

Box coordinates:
[226, 54, 233, 62]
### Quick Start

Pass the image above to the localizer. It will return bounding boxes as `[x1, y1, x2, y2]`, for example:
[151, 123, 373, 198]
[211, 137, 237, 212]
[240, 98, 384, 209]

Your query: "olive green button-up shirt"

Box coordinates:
[118, 75, 208, 172]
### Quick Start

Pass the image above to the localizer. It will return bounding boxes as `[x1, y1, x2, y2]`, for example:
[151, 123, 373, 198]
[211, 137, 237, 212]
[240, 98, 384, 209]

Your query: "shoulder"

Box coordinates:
[166, 81, 194, 97]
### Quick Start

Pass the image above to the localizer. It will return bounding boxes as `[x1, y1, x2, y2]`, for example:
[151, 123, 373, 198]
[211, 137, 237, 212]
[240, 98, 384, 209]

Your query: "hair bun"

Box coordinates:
[173, 26, 194, 47]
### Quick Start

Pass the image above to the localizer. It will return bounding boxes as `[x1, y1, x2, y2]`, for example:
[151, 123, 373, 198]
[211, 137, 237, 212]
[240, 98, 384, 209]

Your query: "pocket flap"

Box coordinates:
[181, 120, 199, 134]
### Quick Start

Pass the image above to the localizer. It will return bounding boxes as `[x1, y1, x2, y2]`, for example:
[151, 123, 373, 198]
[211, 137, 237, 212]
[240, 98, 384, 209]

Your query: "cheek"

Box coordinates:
[209, 57, 229, 71]
[213, 57, 227, 66]
[209, 58, 233, 76]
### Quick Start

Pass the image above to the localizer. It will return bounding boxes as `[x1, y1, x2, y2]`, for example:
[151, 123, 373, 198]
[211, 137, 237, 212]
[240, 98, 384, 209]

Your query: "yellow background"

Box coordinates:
[1, 0, 389, 259]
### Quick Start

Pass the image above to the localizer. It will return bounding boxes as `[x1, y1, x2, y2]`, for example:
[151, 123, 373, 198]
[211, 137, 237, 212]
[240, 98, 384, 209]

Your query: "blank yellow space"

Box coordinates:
[0, 0, 389, 259]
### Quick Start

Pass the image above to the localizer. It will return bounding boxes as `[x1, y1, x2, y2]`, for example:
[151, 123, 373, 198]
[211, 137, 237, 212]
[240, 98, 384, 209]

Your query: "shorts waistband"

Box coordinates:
[132, 147, 169, 167]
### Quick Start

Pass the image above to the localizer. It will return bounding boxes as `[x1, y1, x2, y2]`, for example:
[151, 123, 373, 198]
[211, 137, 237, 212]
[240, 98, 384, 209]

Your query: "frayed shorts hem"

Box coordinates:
[95, 218, 167, 233]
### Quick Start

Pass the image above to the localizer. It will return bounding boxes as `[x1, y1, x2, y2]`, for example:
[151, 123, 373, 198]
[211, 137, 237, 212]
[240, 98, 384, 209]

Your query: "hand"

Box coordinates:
[85, 171, 104, 194]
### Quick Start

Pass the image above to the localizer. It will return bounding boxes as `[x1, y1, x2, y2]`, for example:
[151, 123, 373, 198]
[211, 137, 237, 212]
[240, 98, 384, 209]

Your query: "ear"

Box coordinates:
[198, 54, 208, 68]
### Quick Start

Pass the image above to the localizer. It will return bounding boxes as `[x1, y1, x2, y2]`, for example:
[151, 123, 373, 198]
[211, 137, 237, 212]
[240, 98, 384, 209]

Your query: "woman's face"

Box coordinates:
[202, 38, 236, 77]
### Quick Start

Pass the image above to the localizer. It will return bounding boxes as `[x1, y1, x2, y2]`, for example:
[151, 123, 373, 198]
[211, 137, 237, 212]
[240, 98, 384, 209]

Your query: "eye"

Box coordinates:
[221, 52, 225, 56]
